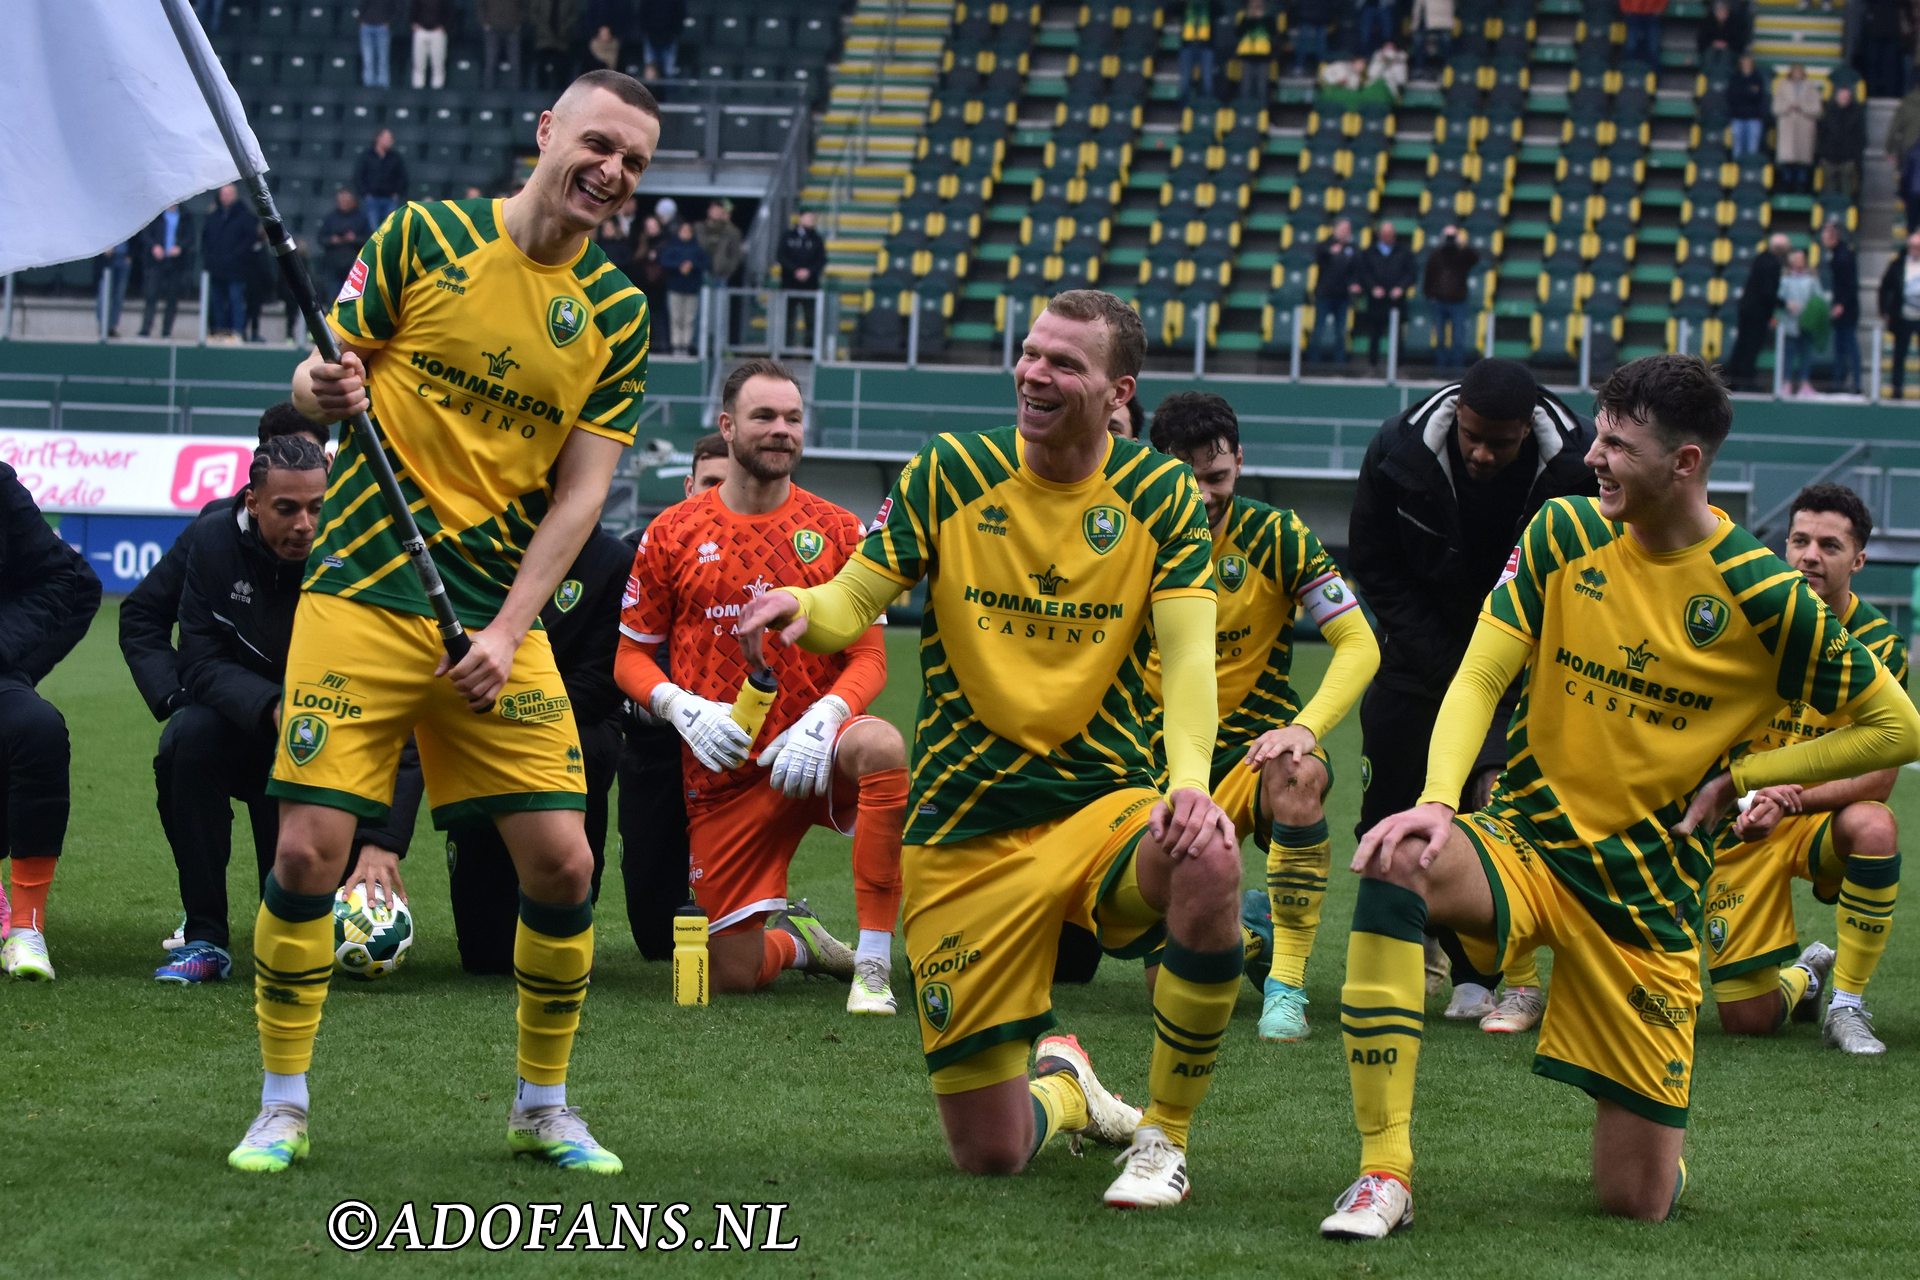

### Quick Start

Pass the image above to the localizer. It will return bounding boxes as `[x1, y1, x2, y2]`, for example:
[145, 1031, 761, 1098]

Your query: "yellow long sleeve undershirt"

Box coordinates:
[786, 558, 901, 652]
[1290, 606, 1381, 743]
[1732, 675, 1920, 792]
[1416, 620, 1532, 810]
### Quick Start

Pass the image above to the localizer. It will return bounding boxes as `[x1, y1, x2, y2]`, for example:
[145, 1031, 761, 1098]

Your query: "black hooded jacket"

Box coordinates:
[0, 462, 101, 689]
[177, 501, 307, 734]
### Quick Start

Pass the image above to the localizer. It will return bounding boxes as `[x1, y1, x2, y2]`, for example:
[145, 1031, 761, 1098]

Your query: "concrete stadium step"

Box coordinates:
[828, 85, 932, 109]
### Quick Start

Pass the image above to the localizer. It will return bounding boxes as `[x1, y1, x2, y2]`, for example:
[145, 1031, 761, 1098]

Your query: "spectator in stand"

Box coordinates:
[1366, 38, 1408, 98]
[317, 189, 372, 299]
[1358, 219, 1416, 367]
[1777, 248, 1826, 398]
[588, 21, 620, 70]
[1880, 230, 1920, 398]
[1858, 0, 1912, 100]
[1177, 2, 1218, 100]
[138, 202, 194, 339]
[1310, 216, 1360, 364]
[1891, 81, 1920, 194]
[697, 200, 744, 288]
[636, 0, 686, 78]
[1695, 1, 1749, 77]
[596, 195, 639, 277]
[1900, 134, 1920, 230]
[1355, 0, 1396, 56]
[1320, 54, 1365, 93]
[1817, 83, 1866, 200]
[358, 0, 395, 89]
[1422, 224, 1480, 369]
[1728, 232, 1789, 389]
[99, 240, 134, 339]
[1620, 0, 1668, 68]
[1822, 219, 1862, 395]
[776, 208, 827, 346]
[1772, 63, 1821, 194]
[479, 0, 524, 92]
[1729, 54, 1768, 159]
[1232, 0, 1275, 104]
[410, 0, 450, 90]
[528, 0, 581, 91]
[1290, 0, 1333, 76]
[631, 212, 670, 346]
[201, 184, 255, 344]
[242, 224, 279, 344]
[353, 128, 409, 228]
[658, 218, 708, 354]
[1409, 0, 1453, 78]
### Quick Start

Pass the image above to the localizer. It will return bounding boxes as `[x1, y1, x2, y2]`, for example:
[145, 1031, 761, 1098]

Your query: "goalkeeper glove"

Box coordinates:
[758, 694, 850, 798]
[651, 682, 752, 772]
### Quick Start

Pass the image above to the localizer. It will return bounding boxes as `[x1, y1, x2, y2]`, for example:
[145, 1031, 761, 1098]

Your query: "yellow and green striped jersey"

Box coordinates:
[1484, 497, 1890, 953]
[855, 427, 1215, 845]
[311, 198, 648, 628]
[1740, 593, 1908, 752]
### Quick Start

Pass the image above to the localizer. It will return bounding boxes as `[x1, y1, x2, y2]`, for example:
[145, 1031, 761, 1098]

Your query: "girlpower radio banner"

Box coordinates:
[0, 428, 257, 515]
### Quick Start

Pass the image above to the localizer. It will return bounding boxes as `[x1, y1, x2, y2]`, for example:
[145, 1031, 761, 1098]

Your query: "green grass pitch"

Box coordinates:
[8, 604, 1920, 1276]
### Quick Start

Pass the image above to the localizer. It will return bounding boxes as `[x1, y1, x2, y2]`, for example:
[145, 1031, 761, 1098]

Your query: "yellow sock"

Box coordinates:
[1834, 851, 1900, 997]
[254, 875, 337, 1076]
[1344, 878, 1428, 1184]
[1505, 946, 1542, 989]
[1028, 1071, 1090, 1159]
[1267, 820, 1330, 990]
[1142, 940, 1240, 1149]
[1776, 963, 1812, 1030]
[515, 894, 594, 1086]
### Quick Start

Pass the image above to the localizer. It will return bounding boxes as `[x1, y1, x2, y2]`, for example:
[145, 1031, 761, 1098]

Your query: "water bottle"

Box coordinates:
[671, 900, 709, 1006]
[729, 667, 778, 743]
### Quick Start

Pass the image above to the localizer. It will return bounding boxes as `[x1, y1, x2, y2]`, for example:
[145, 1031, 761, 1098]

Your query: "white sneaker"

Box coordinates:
[846, 956, 897, 1015]
[1823, 1004, 1887, 1055]
[1103, 1125, 1190, 1208]
[1443, 981, 1495, 1020]
[1480, 984, 1546, 1034]
[1320, 1173, 1414, 1239]
[1034, 1032, 1140, 1153]
[1, 927, 54, 980]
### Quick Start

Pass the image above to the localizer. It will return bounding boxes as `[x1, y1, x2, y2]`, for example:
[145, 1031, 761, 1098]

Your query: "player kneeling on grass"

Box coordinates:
[1323, 356, 1920, 1239]
[1147, 392, 1379, 1042]
[227, 70, 660, 1177]
[615, 361, 906, 1012]
[738, 290, 1242, 1209]
[1709, 484, 1905, 1056]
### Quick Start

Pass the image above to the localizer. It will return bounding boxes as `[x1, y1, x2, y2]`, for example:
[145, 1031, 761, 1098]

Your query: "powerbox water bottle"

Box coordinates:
[671, 900, 709, 1006]
[730, 667, 778, 742]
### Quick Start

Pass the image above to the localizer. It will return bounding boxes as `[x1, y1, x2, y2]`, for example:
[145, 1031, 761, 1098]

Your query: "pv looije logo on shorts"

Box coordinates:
[546, 296, 585, 348]
[286, 714, 328, 766]
[792, 529, 825, 564]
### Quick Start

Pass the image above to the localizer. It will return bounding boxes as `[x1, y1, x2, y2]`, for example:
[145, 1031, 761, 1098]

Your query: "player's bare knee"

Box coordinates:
[1837, 801, 1898, 858]
[1259, 758, 1326, 828]
[840, 719, 906, 775]
[1364, 836, 1434, 893]
[1715, 995, 1783, 1036]
[947, 1133, 1029, 1176]
[1172, 834, 1243, 910]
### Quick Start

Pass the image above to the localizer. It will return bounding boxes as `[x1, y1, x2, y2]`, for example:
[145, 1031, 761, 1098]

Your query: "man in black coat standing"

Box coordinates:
[775, 209, 828, 347]
[1727, 232, 1788, 390]
[1357, 219, 1416, 368]
[151, 436, 328, 984]
[201, 184, 257, 342]
[139, 202, 196, 339]
[0, 464, 102, 981]
[1822, 219, 1861, 394]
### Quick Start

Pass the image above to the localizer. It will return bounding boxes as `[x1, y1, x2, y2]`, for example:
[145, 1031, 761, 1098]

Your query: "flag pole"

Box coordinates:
[156, 0, 471, 667]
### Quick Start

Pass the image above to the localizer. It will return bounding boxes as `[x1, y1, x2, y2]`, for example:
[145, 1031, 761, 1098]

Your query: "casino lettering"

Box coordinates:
[409, 351, 566, 424]
[1552, 648, 1716, 709]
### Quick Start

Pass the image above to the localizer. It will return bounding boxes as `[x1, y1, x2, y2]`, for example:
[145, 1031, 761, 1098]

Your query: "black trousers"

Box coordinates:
[1, 680, 71, 861]
[156, 703, 277, 950]
[139, 256, 190, 336]
[441, 720, 620, 975]
[1725, 311, 1772, 383]
[616, 721, 690, 961]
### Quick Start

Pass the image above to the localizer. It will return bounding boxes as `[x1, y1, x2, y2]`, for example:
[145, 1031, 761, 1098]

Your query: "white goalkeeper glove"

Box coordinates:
[651, 682, 752, 772]
[758, 694, 850, 798]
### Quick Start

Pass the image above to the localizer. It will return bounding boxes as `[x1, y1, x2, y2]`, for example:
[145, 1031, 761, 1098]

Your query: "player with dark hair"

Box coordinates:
[1708, 483, 1905, 1055]
[226, 69, 659, 1175]
[153, 436, 329, 983]
[1149, 392, 1380, 1042]
[1108, 394, 1144, 439]
[737, 289, 1242, 1209]
[255, 402, 330, 449]
[615, 359, 906, 1011]
[0, 463, 102, 979]
[1348, 357, 1596, 1032]
[1323, 354, 1920, 1238]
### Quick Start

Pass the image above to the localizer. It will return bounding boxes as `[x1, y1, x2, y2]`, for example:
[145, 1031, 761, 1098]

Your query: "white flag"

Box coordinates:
[0, 0, 265, 275]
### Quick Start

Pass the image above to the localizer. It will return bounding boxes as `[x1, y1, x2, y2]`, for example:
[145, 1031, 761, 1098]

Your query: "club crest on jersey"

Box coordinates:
[793, 529, 825, 563]
[553, 579, 583, 613]
[920, 981, 953, 1032]
[546, 296, 586, 348]
[1083, 505, 1125, 555]
[1705, 914, 1728, 955]
[1684, 594, 1729, 648]
[336, 258, 367, 304]
[1217, 554, 1248, 592]
[285, 714, 328, 766]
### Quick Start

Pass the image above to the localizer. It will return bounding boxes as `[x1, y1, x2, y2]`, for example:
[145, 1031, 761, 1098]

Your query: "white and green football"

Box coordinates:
[332, 884, 414, 980]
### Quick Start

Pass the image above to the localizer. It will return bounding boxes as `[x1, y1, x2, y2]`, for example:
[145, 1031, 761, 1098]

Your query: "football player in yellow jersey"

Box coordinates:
[1322, 355, 1920, 1239]
[226, 70, 659, 1177]
[738, 290, 1242, 1210]
[1147, 393, 1379, 1042]
[1711, 483, 1904, 1055]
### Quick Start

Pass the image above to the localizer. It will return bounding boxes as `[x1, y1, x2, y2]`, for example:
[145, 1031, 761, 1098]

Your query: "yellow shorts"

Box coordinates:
[1705, 814, 1839, 999]
[1458, 810, 1700, 1128]
[1209, 742, 1334, 848]
[265, 592, 586, 828]
[905, 788, 1163, 1091]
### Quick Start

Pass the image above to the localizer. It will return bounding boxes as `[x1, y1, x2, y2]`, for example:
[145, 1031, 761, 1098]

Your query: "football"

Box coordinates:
[332, 884, 414, 980]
